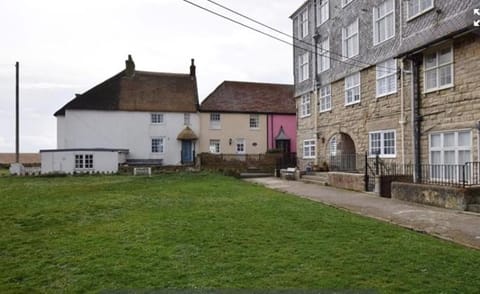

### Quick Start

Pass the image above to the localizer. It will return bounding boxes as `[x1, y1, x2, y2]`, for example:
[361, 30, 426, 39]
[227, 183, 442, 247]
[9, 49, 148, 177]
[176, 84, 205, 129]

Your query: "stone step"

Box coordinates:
[301, 178, 328, 186]
[466, 204, 480, 213]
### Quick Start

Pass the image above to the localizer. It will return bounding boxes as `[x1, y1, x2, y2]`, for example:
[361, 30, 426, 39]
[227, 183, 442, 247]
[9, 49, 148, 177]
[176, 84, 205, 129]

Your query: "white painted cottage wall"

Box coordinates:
[41, 150, 121, 174]
[58, 110, 200, 166]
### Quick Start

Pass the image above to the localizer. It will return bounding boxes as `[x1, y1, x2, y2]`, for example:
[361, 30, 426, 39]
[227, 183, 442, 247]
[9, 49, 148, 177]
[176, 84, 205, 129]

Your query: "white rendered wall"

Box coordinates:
[41, 151, 120, 174]
[57, 116, 66, 149]
[57, 110, 200, 166]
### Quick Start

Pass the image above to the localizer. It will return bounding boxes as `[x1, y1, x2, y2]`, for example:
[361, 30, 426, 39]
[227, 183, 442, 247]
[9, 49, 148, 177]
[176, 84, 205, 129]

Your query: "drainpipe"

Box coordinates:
[410, 58, 422, 182]
[400, 59, 406, 173]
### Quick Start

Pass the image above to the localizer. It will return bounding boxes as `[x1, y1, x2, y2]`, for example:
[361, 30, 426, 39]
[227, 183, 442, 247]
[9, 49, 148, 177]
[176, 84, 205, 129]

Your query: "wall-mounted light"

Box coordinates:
[475, 121, 480, 131]
[229, 138, 232, 145]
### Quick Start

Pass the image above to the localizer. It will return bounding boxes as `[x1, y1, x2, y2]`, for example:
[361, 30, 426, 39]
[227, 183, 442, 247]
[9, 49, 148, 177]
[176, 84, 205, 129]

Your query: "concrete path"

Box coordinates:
[246, 177, 480, 250]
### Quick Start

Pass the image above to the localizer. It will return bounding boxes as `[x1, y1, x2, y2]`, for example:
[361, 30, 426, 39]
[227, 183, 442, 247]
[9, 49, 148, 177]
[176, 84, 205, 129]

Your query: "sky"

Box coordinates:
[0, 0, 304, 153]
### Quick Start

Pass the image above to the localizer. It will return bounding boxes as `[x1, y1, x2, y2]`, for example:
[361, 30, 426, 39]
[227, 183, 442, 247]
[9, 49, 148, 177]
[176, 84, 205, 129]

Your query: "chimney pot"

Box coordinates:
[190, 58, 196, 77]
[125, 54, 135, 77]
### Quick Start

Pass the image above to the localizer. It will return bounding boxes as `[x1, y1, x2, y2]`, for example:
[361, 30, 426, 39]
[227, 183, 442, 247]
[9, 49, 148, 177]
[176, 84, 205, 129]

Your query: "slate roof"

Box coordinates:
[55, 69, 199, 116]
[200, 81, 295, 114]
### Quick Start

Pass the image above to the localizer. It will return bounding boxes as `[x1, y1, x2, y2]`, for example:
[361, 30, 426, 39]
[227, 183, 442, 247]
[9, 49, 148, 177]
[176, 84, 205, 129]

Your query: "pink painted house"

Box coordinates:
[267, 114, 297, 154]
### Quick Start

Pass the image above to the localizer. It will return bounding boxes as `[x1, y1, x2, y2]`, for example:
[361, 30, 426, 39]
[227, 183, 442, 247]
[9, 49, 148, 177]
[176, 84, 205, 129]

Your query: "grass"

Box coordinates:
[0, 173, 479, 293]
[0, 167, 9, 176]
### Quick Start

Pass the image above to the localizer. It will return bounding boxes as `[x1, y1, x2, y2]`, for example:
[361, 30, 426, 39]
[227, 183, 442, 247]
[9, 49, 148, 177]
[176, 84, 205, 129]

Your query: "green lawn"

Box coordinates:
[1, 173, 479, 293]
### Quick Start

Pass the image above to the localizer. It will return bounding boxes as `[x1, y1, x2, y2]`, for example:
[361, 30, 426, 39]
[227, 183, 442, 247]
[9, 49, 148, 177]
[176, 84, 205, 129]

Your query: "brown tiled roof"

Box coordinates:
[55, 70, 199, 116]
[0, 153, 40, 164]
[200, 81, 295, 114]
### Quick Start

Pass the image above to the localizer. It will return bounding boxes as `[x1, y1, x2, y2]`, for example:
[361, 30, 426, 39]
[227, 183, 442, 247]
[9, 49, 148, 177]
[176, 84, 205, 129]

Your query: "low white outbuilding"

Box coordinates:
[40, 149, 128, 174]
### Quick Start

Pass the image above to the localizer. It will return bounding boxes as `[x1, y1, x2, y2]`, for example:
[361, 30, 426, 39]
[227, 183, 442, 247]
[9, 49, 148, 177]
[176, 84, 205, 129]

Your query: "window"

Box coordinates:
[236, 139, 246, 154]
[209, 140, 220, 154]
[430, 131, 471, 181]
[318, 85, 332, 112]
[408, 0, 434, 19]
[342, 19, 359, 59]
[184, 113, 191, 126]
[210, 113, 221, 129]
[329, 137, 337, 156]
[303, 140, 316, 159]
[424, 46, 453, 92]
[317, 0, 329, 26]
[369, 130, 396, 157]
[300, 94, 311, 117]
[373, 0, 395, 45]
[345, 72, 361, 105]
[342, 0, 354, 7]
[151, 113, 164, 124]
[151, 137, 164, 153]
[298, 53, 310, 82]
[249, 114, 260, 129]
[298, 8, 309, 38]
[376, 59, 397, 97]
[317, 38, 330, 73]
[75, 154, 93, 169]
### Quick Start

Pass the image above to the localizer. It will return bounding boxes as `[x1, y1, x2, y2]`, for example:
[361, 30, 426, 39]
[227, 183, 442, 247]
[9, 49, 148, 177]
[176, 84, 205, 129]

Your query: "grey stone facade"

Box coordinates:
[291, 0, 480, 171]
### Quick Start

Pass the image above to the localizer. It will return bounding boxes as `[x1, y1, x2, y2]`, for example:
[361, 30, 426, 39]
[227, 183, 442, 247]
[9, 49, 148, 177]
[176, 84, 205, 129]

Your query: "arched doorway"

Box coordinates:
[328, 132, 357, 172]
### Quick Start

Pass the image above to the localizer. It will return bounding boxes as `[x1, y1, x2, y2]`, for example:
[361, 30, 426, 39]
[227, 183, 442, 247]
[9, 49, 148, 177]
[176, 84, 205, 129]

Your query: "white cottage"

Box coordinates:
[41, 55, 200, 174]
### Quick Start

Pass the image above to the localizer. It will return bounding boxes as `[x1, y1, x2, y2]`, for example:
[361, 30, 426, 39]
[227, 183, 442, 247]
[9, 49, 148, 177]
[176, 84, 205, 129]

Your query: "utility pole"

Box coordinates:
[15, 61, 19, 163]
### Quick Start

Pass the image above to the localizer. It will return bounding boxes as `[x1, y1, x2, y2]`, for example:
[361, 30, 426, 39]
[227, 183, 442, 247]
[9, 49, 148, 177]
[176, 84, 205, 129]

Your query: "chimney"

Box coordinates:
[125, 54, 135, 77]
[190, 58, 196, 77]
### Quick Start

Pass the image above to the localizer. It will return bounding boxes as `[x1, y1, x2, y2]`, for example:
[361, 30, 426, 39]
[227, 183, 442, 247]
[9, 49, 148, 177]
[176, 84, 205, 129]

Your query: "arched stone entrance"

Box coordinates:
[328, 132, 357, 172]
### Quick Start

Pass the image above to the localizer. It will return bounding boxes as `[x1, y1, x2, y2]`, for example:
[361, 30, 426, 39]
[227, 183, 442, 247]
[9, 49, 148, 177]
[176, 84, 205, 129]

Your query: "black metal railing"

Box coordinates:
[276, 152, 297, 170]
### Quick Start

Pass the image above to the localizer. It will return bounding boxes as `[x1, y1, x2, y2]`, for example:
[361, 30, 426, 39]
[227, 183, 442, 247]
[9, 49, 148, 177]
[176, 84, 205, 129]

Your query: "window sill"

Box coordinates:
[319, 108, 332, 113]
[300, 114, 312, 119]
[345, 101, 361, 107]
[303, 156, 316, 160]
[373, 35, 395, 47]
[424, 84, 454, 94]
[250, 128, 260, 131]
[376, 90, 397, 99]
[407, 6, 435, 22]
[369, 155, 396, 159]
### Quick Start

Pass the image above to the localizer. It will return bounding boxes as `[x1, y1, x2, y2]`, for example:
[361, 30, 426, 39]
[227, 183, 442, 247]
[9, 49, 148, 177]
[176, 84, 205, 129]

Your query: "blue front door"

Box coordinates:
[182, 140, 193, 163]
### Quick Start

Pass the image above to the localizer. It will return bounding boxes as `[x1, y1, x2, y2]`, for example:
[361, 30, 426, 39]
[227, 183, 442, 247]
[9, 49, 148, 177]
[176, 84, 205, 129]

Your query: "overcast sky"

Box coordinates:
[0, 0, 304, 152]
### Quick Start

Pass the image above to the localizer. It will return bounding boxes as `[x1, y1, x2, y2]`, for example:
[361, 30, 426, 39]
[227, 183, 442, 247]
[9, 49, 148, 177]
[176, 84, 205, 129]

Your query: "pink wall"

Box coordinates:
[267, 114, 297, 153]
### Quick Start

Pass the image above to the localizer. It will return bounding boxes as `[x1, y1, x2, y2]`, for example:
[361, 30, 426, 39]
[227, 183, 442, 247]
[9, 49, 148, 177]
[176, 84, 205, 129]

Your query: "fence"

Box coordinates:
[198, 153, 286, 174]
[327, 153, 480, 190]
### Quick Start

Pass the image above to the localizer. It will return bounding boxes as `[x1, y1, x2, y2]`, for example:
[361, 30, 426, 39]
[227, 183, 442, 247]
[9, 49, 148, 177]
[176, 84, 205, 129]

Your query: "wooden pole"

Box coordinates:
[15, 62, 19, 163]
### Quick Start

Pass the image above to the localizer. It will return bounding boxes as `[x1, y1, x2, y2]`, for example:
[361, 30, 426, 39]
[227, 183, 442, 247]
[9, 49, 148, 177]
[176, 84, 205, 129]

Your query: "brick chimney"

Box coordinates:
[125, 55, 135, 77]
[190, 58, 196, 77]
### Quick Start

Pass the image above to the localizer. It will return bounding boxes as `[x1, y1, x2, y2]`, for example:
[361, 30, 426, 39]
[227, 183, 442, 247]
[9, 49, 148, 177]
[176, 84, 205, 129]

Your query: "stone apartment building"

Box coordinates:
[291, 0, 480, 181]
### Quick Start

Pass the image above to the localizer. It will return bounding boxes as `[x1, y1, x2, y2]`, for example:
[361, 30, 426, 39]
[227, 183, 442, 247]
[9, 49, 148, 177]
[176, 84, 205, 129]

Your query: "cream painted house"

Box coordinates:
[199, 81, 296, 155]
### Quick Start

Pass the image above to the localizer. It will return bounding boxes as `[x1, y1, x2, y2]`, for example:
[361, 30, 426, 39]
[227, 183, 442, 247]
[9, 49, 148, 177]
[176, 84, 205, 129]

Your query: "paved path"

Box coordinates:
[246, 177, 480, 250]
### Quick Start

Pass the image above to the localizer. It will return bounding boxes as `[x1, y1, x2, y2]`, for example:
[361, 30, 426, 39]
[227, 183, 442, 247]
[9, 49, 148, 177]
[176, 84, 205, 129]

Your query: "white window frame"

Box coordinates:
[74, 154, 94, 170]
[424, 45, 454, 93]
[373, 0, 395, 46]
[184, 113, 191, 126]
[329, 137, 337, 156]
[298, 53, 310, 82]
[303, 139, 316, 159]
[407, 0, 434, 20]
[249, 114, 260, 129]
[151, 137, 165, 154]
[429, 130, 472, 182]
[341, 0, 354, 8]
[210, 113, 221, 129]
[209, 139, 220, 154]
[316, 0, 329, 26]
[369, 130, 396, 158]
[317, 38, 330, 73]
[342, 19, 359, 59]
[376, 59, 397, 98]
[318, 85, 332, 113]
[236, 138, 246, 154]
[298, 8, 309, 38]
[344, 72, 361, 106]
[300, 94, 311, 118]
[151, 113, 164, 124]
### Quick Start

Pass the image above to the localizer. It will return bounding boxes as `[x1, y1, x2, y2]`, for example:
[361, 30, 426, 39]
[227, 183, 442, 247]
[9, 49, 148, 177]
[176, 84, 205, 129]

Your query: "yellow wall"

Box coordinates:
[199, 112, 267, 154]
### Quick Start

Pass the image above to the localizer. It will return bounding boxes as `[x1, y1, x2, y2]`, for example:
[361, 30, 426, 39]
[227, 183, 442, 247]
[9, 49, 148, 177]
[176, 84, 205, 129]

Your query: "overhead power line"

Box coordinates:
[191, 0, 397, 72]
[182, 0, 371, 71]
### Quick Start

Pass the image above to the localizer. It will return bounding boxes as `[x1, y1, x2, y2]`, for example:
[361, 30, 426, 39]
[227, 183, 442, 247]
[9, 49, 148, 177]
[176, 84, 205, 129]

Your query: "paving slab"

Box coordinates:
[246, 177, 480, 250]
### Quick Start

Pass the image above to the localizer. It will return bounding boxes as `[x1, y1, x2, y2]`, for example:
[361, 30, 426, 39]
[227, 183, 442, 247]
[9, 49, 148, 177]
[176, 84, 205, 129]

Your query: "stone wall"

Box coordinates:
[391, 182, 480, 210]
[328, 172, 365, 192]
